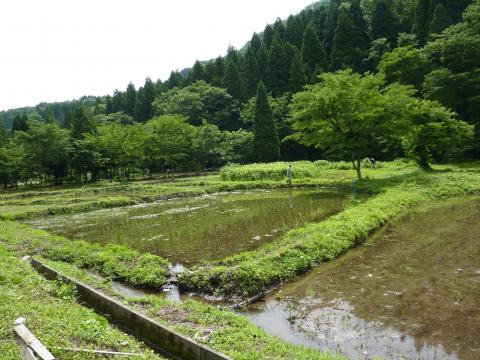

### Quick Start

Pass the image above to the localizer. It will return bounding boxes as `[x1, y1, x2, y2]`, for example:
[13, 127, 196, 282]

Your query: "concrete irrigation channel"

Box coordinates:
[29, 258, 232, 360]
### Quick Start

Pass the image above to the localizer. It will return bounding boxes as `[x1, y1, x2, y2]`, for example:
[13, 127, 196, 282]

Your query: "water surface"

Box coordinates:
[30, 189, 347, 265]
[242, 196, 480, 360]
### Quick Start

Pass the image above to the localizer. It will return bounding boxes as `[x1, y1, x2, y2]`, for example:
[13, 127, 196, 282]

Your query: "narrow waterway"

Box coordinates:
[241, 197, 480, 360]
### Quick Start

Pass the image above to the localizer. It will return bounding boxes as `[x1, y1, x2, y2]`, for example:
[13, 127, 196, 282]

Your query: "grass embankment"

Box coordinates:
[0, 160, 408, 220]
[33, 258, 345, 360]
[0, 221, 169, 287]
[0, 247, 164, 359]
[179, 165, 480, 298]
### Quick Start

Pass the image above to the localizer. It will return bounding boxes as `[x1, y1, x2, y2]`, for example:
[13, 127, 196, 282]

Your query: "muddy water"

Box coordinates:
[242, 196, 480, 360]
[29, 189, 348, 265]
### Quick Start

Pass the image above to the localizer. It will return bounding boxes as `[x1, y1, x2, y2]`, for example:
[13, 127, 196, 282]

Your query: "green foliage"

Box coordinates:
[153, 81, 239, 129]
[223, 59, 243, 101]
[415, 0, 432, 46]
[252, 82, 281, 162]
[301, 24, 327, 78]
[371, 0, 398, 45]
[379, 46, 431, 88]
[331, 7, 363, 71]
[145, 115, 194, 168]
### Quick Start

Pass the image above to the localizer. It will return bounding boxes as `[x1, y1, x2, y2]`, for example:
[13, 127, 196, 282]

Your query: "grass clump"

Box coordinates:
[0, 221, 169, 288]
[0, 247, 164, 359]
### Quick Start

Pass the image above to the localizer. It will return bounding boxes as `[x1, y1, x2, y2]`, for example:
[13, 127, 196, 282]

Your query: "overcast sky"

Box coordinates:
[0, 0, 314, 111]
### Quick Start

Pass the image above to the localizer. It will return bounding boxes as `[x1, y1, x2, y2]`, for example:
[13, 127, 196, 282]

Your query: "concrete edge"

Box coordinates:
[30, 258, 232, 360]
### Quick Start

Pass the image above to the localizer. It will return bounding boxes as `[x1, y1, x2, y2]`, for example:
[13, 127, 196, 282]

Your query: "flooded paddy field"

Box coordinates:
[28, 189, 348, 265]
[242, 196, 480, 360]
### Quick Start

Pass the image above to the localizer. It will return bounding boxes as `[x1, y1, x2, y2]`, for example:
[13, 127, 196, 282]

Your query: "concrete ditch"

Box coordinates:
[30, 258, 232, 360]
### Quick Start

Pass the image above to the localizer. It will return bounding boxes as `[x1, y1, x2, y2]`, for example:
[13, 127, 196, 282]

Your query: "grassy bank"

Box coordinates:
[0, 246, 164, 359]
[0, 221, 169, 287]
[178, 166, 480, 298]
[34, 258, 345, 360]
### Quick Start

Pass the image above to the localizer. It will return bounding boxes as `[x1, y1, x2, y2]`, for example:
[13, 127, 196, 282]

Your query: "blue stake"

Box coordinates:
[352, 179, 357, 199]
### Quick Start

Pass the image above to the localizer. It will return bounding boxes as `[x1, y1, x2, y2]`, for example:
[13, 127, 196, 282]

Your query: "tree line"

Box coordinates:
[1, 0, 478, 186]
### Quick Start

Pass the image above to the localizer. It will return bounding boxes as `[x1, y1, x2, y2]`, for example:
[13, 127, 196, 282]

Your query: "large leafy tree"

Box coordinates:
[124, 82, 137, 117]
[252, 81, 280, 162]
[70, 103, 96, 139]
[153, 81, 240, 130]
[145, 115, 194, 169]
[291, 70, 472, 178]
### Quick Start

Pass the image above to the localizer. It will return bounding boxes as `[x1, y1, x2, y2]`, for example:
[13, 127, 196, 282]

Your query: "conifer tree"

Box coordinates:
[191, 60, 205, 82]
[302, 25, 328, 78]
[256, 44, 269, 84]
[324, 0, 341, 57]
[331, 7, 364, 71]
[167, 71, 183, 89]
[243, 47, 259, 99]
[141, 77, 156, 121]
[371, 0, 398, 46]
[125, 82, 137, 117]
[273, 18, 286, 40]
[415, 0, 432, 46]
[204, 60, 216, 83]
[45, 106, 56, 124]
[70, 104, 96, 139]
[211, 57, 225, 87]
[250, 33, 262, 55]
[253, 81, 280, 162]
[289, 49, 308, 92]
[263, 24, 275, 49]
[223, 59, 243, 101]
[429, 3, 452, 37]
[349, 0, 371, 52]
[285, 15, 305, 49]
[0, 119, 7, 146]
[268, 35, 289, 96]
[111, 90, 125, 113]
[12, 114, 29, 133]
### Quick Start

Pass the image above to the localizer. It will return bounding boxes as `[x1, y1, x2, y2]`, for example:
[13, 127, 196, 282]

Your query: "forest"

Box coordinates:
[1, 0, 479, 186]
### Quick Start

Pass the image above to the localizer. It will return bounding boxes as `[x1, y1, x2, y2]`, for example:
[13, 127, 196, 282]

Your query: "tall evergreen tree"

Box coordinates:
[285, 15, 305, 49]
[324, 0, 341, 57]
[212, 56, 225, 87]
[204, 60, 216, 83]
[429, 3, 452, 37]
[349, 0, 371, 52]
[111, 90, 125, 113]
[243, 47, 259, 99]
[273, 18, 286, 40]
[140, 77, 156, 121]
[289, 49, 308, 93]
[70, 104, 96, 139]
[331, 8, 362, 71]
[223, 60, 243, 101]
[371, 0, 399, 46]
[45, 106, 56, 124]
[253, 81, 280, 162]
[263, 24, 275, 49]
[302, 25, 328, 78]
[268, 35, 289, 96]
[250, 33, 262, 55]
[167, 71, 183, 89]
[12, 114, 29, 133]
[0, 119, 7, 146]
[125, 83, 137, 117]
[191, 60, 205, 82]
[256, 43, 269, 84]
[415, 0, 432, 46]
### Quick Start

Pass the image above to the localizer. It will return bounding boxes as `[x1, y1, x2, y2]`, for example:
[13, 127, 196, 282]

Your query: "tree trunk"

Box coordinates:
[356, 157, 362, 181]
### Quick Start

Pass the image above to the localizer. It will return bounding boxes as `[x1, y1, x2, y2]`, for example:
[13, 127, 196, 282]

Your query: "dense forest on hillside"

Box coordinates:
[1, 0, 478, 186]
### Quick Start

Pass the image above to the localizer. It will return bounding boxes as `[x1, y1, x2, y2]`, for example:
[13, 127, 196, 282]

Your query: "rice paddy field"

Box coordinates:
[1, 160, 480, 359]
